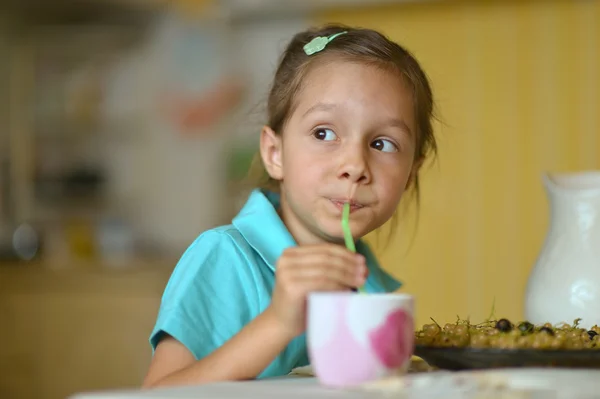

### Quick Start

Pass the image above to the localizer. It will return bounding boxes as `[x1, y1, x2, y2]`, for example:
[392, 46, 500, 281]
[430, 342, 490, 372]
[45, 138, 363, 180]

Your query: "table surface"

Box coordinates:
[69, 369, 600, 399]
[69, 377, 372, 399]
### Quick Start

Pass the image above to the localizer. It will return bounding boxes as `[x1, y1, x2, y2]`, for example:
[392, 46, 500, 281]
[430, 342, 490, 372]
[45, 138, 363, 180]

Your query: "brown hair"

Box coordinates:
[249, 23, 437, 209]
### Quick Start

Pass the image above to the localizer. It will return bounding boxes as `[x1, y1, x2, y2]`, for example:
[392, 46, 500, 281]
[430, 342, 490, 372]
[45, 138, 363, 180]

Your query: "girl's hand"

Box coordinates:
[266, 244, 368, 337]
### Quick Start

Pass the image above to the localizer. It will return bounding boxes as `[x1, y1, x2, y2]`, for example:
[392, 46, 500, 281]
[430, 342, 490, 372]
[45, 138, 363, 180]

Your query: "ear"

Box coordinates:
[407, 156, 424, 188]
[260, 125, 284, 181]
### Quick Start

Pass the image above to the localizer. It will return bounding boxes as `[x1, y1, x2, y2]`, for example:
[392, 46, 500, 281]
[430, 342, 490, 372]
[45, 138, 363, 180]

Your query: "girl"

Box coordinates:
[143, 23, 437, 387]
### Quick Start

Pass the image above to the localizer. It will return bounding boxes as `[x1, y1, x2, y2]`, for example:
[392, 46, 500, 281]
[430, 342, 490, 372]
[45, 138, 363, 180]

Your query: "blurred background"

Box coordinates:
[0, 0, 598, 397]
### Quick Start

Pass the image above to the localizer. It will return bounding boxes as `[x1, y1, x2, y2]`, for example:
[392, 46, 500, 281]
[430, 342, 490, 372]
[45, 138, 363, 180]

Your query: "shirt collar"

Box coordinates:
[355, 239, 402, 293]
[233, 189, 402, 292]
[232, 189, 295, 270]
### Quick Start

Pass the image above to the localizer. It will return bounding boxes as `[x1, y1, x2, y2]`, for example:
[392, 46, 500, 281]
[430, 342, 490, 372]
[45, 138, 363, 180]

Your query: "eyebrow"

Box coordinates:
[302, 102, 337, 117]
[383, 118, 413, 137]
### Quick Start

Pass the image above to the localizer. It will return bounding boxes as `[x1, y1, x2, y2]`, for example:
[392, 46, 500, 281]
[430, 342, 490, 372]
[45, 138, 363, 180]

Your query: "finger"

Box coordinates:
[285, 244, 363, 264]
[278, 245, 367, 286]
[288, 247, 365, 274]
[294, 278, 350, 294]
[284, 259, 366, 288]
[290, 246, 367, 285]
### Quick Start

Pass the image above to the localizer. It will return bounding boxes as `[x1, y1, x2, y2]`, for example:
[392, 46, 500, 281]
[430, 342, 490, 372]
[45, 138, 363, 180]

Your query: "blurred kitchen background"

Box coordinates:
[0, 0, 598, 397]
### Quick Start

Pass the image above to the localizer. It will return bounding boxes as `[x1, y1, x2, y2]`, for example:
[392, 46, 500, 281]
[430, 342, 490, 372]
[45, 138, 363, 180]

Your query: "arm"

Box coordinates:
[142, 306, 294, 388]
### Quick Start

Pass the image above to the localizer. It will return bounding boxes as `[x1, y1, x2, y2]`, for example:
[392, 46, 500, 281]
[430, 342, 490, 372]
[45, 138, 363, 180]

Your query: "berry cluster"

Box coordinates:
[415, 318, 600, 350]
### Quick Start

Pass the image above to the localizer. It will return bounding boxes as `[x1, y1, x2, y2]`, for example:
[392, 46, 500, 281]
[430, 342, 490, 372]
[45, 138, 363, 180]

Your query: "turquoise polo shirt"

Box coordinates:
[149, 189, 401, 379]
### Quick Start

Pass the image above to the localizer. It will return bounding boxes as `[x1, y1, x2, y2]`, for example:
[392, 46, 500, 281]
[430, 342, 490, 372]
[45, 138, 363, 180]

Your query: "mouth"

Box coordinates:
[329, 199, 365, 213]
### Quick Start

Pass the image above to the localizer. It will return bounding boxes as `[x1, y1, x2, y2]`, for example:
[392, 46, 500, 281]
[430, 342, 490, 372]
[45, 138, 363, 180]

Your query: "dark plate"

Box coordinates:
[414, 345, 600, 370]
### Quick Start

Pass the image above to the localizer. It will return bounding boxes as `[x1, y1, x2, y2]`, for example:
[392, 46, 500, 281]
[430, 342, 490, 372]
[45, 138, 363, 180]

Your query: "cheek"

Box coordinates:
[376, 161, 413, 201]
[283, 147, 331, 182]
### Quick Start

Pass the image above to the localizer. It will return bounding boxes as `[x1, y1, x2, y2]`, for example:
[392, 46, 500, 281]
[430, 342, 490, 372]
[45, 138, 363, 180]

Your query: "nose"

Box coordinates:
[337, 144, 371, 184]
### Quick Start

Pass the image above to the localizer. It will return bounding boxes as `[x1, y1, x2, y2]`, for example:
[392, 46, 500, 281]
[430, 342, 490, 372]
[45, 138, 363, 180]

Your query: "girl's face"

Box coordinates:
[260, 60, 419, 245]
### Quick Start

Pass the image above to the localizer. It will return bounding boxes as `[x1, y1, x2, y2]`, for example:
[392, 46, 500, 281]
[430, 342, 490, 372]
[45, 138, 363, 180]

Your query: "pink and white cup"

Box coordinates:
[307, 292, 414, 387]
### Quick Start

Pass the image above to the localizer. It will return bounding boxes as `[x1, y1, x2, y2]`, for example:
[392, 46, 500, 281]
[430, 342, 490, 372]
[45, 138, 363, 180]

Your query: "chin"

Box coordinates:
[318, 222, 365, 244]
[320, 229, 345, 243]
[313, 221, 343, 242]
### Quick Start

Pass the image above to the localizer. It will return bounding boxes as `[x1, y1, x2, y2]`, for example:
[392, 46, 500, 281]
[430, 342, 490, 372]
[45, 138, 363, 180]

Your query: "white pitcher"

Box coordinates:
[525, 171, 600, 329]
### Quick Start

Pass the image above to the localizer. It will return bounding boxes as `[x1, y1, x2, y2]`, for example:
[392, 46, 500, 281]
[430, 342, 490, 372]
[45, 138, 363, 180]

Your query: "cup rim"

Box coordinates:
[308, 291, 413, 300]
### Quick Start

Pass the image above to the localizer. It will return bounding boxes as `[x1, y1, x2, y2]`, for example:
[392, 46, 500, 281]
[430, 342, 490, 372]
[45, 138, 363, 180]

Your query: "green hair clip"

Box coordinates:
[303, 31, 348, 56]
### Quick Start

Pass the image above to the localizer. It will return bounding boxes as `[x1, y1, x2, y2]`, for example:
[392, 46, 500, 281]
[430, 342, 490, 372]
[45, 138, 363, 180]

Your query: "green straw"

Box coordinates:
[342, 202, 356, 252]
[342, 202, 366, 293]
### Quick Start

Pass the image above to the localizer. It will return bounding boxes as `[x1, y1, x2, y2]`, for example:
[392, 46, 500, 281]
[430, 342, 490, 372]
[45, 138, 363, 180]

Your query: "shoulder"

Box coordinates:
[171, 225, 256, 276]
[183, 225, 251, 261]
[150, 225, 266, 357]
[163, 225, 261, 299]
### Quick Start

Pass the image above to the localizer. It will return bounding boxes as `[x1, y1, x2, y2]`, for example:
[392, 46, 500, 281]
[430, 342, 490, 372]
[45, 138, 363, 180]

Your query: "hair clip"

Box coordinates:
[303, 31, 348, 56]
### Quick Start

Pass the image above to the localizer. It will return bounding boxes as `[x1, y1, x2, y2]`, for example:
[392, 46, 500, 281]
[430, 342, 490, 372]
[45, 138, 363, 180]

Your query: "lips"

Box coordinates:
[329, 199, 364, 212]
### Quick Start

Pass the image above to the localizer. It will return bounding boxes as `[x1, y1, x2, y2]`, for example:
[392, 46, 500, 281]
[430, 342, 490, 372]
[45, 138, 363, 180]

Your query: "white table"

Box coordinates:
[69, 369, 600, 399]
[69, 377, 381, 399]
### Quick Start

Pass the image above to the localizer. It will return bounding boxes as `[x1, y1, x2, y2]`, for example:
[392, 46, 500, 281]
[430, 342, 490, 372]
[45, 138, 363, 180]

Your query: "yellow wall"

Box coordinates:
[317, 0, 600, 327]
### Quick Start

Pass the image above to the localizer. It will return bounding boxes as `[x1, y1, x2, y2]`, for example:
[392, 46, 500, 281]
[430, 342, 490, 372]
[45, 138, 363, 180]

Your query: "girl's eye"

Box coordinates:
[371, 139, 398, 153]
[371, 139, 398, 152]
[313, 128, 338, 141]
